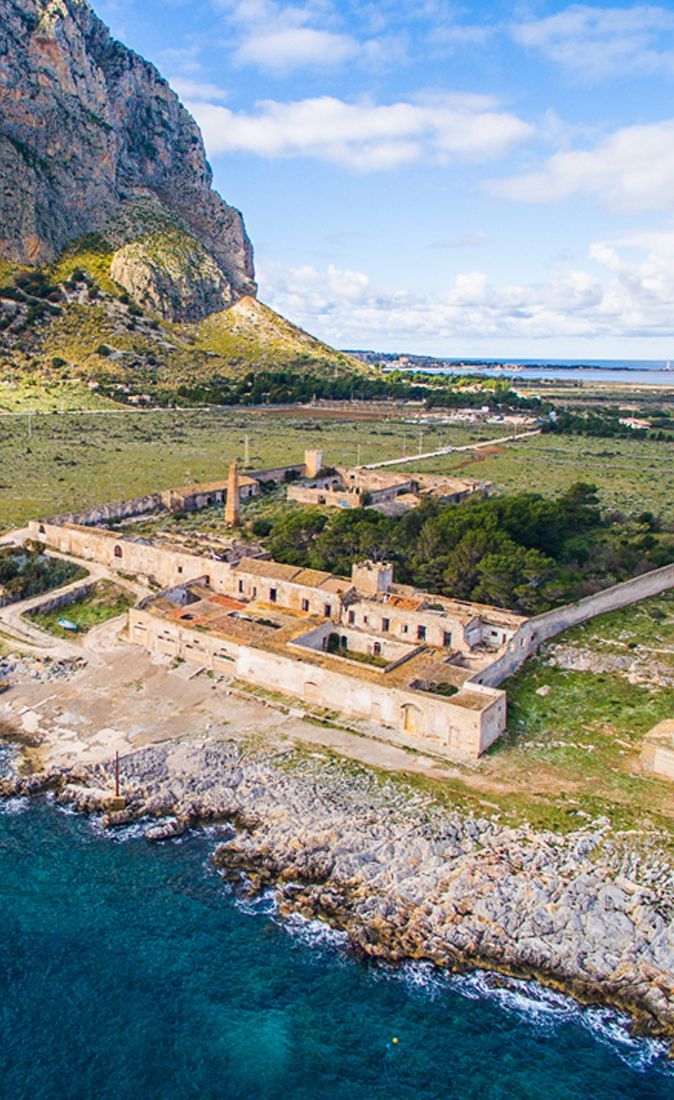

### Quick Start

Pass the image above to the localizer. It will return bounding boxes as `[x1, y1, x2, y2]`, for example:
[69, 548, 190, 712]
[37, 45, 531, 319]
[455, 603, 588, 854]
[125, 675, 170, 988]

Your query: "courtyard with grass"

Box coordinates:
[29, 581, 134, 638]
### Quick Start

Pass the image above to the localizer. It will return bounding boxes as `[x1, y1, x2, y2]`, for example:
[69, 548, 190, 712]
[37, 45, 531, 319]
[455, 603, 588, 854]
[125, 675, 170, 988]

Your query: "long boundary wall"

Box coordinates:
[28, 521, 236, 593]
[40, 465, 305, 529]
[50, 493, 165, 528]
[471, 563, 674, 688]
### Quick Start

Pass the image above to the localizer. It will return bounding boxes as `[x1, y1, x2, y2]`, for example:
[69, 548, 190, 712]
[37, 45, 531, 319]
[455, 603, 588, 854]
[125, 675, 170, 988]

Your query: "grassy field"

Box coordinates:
[480, 591, 674, 837]
[0, 408, 504, 529]
[360, 592, 674, 848]
[2, 405, 673, 531]
[413, 431, 674, 522]
[29, 581, 134, 638]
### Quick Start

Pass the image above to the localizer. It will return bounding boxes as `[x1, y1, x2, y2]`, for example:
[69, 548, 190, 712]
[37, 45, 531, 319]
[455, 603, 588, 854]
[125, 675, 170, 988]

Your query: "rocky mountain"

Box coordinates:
[0, 0, 362, 393]
[0, 0, 255, 321]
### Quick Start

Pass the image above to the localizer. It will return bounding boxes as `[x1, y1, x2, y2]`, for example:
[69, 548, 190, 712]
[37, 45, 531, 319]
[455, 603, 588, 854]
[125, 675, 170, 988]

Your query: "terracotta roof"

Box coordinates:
[385, 594, 427, 612]
[233, 557, 302, 581]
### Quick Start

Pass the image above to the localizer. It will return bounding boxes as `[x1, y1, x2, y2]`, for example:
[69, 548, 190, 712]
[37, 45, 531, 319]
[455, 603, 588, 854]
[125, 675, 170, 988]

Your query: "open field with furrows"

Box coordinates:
[0, 409, 505, 530]
[386, 591, 674, 846]
[412, 432, 674, 522]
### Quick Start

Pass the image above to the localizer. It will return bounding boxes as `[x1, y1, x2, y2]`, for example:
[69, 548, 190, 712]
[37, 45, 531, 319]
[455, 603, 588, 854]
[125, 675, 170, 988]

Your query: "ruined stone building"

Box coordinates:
[287, 450, 491, 514]
[28, 455, 674, 763]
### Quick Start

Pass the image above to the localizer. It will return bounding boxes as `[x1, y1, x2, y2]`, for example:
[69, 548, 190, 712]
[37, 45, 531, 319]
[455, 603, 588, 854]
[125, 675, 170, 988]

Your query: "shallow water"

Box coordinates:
[0, 799, 672, 1100]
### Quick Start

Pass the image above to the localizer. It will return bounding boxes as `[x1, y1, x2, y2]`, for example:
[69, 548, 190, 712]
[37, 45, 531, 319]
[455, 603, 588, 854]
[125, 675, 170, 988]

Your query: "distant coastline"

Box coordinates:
[345, 351, 674, 387]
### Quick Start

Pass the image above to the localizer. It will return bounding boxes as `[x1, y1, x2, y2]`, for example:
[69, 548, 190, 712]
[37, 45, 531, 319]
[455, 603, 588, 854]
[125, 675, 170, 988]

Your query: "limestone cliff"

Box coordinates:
[0, 0, 256, 320]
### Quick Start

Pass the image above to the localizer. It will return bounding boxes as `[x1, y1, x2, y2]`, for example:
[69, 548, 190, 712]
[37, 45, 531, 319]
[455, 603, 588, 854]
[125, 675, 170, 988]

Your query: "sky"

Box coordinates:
[96, 0, 674, 360]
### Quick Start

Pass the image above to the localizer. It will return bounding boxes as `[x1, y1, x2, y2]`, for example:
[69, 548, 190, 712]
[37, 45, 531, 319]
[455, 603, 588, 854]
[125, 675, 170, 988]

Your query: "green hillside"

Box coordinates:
[0, 236, 365, 407]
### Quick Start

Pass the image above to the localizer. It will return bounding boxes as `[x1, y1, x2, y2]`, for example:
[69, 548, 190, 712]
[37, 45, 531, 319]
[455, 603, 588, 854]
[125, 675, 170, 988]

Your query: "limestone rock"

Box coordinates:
[0, 0, 256, 318]
[110, 231, 235, 322]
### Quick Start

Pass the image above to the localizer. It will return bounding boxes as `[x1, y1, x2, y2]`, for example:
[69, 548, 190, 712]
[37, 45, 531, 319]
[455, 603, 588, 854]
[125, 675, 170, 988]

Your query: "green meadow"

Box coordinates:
[0, 408, 502, 529]
[2, 405, 673, 530]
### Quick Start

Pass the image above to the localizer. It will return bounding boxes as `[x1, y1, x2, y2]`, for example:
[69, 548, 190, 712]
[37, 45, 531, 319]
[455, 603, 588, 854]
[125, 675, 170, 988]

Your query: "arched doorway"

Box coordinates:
[401, 703, 423, 735]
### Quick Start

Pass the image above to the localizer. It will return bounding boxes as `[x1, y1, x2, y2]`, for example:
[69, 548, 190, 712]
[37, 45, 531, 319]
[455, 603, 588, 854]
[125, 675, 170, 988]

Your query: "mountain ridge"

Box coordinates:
[0, 0, 254, 320]
[0, 0, 365, 390]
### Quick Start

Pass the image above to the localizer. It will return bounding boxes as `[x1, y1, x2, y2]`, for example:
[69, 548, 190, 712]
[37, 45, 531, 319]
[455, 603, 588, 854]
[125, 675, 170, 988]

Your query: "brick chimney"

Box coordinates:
[225, 461, 240, 527]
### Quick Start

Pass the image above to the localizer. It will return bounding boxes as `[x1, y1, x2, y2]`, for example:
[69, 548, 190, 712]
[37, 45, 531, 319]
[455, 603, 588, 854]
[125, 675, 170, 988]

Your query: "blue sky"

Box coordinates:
[97, 0, 674, 359]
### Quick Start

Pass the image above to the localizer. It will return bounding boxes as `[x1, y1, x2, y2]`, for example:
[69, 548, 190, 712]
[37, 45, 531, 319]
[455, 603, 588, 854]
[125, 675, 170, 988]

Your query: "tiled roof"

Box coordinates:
[385, 594, 427, 611]
[233, 557, 302, 580]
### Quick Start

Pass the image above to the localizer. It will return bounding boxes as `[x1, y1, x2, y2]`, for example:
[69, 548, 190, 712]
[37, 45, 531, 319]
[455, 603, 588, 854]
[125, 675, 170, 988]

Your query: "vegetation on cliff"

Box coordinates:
[0, 238, 363, 391]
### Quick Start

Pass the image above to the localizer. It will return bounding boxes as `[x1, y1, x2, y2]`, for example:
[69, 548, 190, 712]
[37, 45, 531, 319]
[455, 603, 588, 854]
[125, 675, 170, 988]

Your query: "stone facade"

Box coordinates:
[127, 582, 507, 760]
[287, 462, 489, 513]
[30, 512, 523, 758]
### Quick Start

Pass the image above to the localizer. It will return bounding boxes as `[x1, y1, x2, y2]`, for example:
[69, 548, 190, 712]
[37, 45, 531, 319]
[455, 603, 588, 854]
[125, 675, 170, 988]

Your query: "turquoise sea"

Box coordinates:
[1, 795, 673, 1100]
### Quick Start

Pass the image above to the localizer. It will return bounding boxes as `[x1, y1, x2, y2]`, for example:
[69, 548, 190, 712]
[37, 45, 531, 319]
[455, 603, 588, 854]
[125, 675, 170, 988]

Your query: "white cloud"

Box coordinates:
[512, 4, 674, 79]
[258, 229, 674, 347]
[491, 119, 674, 212]
[170, 78, 230, 103]
[188, 93, 533, 170]
[234, 26, 359, 72]
[214, 0, 393, 73]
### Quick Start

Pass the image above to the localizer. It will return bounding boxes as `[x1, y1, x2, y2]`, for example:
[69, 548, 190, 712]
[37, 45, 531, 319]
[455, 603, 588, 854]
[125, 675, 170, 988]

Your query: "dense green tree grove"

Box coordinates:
[542, 408, 674, 441]
[107, 369, 545, 412]
[261, 483, 673, 613]
[0, 548, 83, 602]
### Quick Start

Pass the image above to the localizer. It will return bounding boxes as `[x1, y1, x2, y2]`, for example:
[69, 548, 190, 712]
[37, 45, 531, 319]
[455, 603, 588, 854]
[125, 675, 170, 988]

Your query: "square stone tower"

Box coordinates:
[351, 560, 394, 596]
[304, 449, 323, 479]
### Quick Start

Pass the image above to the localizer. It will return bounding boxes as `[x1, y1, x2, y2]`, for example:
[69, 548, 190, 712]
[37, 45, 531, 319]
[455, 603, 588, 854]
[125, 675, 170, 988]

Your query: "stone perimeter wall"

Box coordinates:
[471, 563, 674, 689]
[43, 464, 304, 529]
[50, 494, 165, 528]
[29, 521, 236, 593]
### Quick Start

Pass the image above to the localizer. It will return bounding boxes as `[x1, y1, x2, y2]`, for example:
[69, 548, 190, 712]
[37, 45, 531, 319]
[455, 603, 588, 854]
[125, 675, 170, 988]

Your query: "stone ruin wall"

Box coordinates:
[127, 605, 504, 759]
[47, 493, 165, 528]
[472, 562, 674, 689]
[28, 521, 237, 594]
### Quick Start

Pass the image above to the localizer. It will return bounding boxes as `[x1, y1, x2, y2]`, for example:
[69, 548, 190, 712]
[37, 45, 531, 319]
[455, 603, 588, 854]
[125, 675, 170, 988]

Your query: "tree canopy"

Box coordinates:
[258, 482, 673, 614]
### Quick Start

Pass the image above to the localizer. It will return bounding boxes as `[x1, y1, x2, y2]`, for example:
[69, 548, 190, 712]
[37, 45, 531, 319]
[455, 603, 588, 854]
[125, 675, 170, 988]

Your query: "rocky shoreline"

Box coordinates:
[2, 737, 674, 1045]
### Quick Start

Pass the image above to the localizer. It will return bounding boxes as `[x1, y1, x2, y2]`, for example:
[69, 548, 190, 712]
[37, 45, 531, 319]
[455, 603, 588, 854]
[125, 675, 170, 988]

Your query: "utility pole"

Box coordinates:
[244, 434, 250, 466]
[418, 428, 423, 454]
